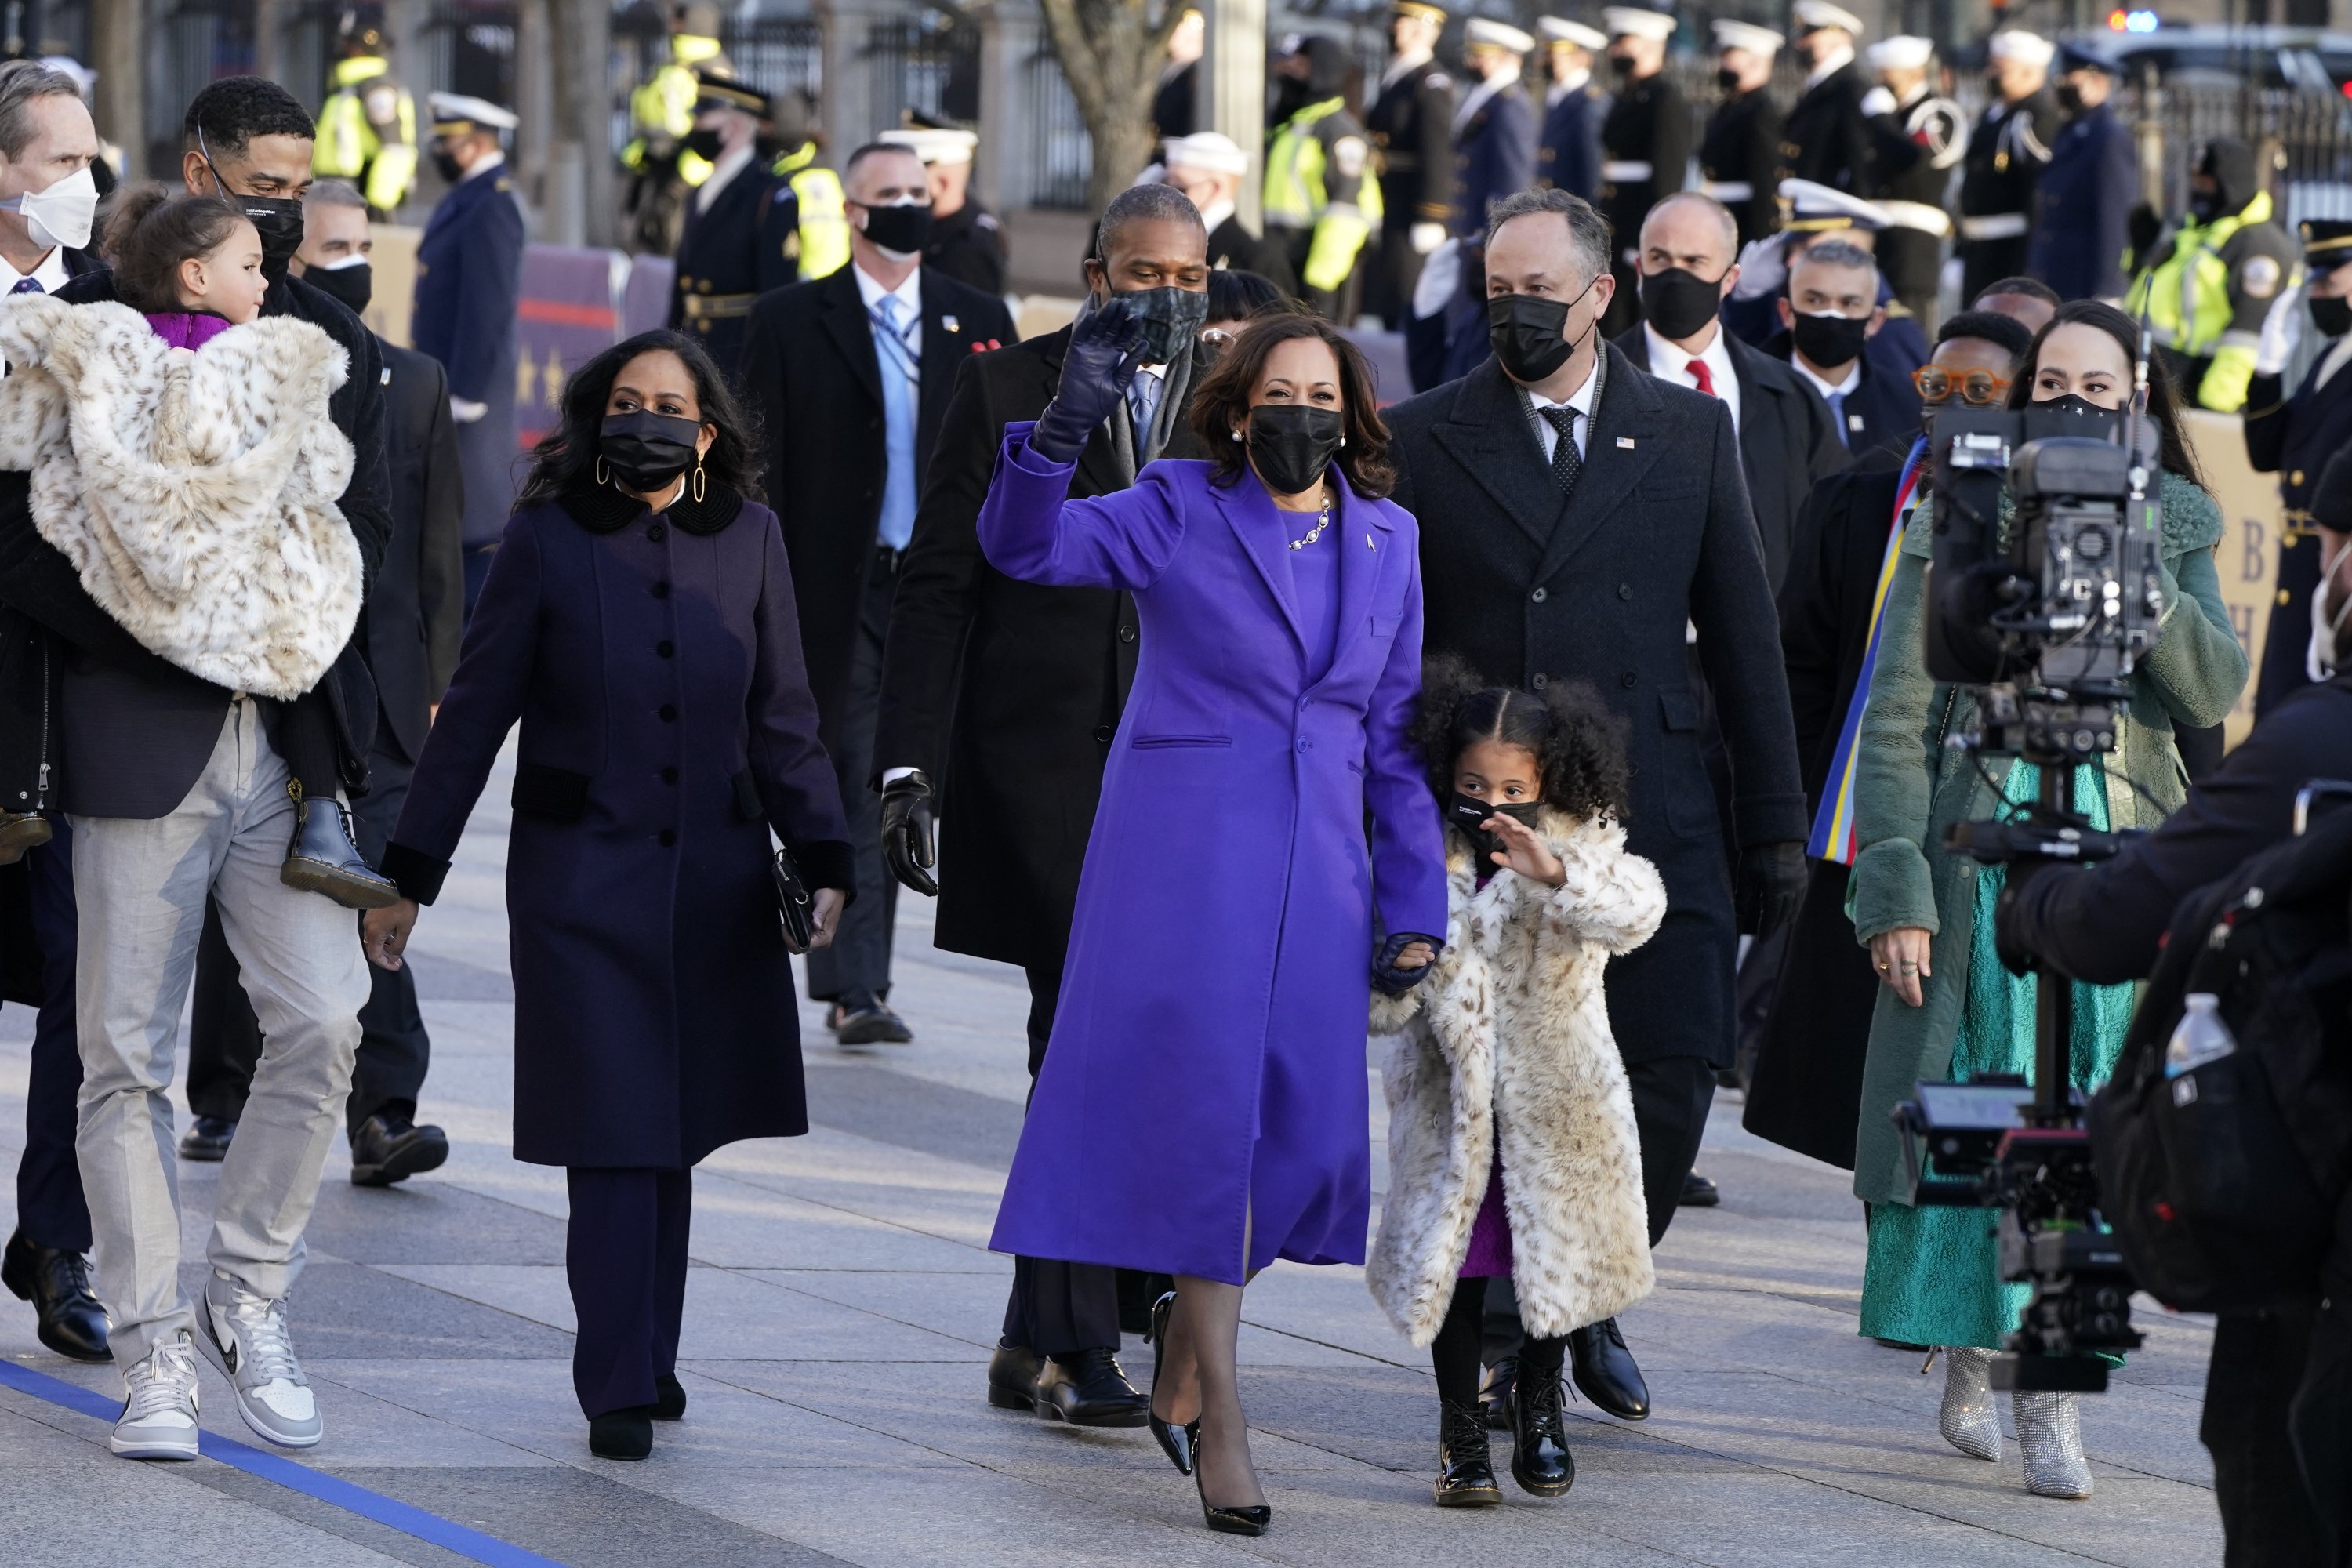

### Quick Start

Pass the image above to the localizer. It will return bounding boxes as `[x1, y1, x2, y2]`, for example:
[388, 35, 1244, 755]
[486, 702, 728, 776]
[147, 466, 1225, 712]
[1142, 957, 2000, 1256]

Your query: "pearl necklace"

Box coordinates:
[1286, 494, 1333, 551]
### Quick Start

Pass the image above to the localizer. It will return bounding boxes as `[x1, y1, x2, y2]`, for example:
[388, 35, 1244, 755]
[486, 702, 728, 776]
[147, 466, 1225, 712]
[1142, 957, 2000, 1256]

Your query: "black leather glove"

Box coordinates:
[878, 771, 938, 897]
[1027, 294, 1148, 464]
[1735, 841, 1806, 938]
[1991, 855, 2056, 979]
[1373, 931, 1443, 996]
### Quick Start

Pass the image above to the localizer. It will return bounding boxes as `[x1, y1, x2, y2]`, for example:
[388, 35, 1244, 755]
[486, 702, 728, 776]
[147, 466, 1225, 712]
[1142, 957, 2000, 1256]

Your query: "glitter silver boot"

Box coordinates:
[2013, 1390, 2093, 1499]
[1937, 1346, 2001, 1463]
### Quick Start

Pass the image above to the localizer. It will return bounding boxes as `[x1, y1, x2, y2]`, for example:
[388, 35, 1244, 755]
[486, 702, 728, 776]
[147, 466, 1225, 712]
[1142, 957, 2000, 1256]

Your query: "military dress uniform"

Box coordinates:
[1866, 82, 1965, 325]
[1780, 53, 1875, 195]
[1538, 78, 1610, 203]
[2027, 96, 2135, 303]
[1450, 67, 1537, 239]
[1597, 20, 1690, 337]
[1701, 86, 1784, 248]
[1363, 37, 1454, 326]
[1957, 86, 2060, 303]
[666, 79, 801, 383]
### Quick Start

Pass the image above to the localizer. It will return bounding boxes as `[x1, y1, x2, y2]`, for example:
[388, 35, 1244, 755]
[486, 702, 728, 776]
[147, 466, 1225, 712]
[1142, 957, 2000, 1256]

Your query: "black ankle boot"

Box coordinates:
[653, 1374, 687, 1420]
[588, 1405, 655, 1459]
[0, 811, 50, 866]
[1509, 1369, 1576, 1497]
[280, 782, 400, 909]
[1434, 1399, 1501, 1507]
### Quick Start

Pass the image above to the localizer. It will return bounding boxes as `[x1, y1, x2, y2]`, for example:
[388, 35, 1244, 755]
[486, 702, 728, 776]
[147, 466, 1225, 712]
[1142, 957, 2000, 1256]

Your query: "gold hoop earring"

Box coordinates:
[595, 456, 610, 487]
[691, 458, 706, 505]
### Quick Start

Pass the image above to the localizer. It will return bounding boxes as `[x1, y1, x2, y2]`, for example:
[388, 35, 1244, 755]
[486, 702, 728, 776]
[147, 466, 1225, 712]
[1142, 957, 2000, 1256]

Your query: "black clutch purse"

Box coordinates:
[770, 847, 815, 954]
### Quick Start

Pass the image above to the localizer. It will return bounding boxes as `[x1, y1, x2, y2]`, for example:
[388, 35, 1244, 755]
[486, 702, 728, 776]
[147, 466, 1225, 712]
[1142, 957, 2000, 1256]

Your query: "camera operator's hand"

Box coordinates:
[879, 771, 938, 897]
[1869, 927, 1933, 1007]
[1735, 841, 1805, 937]
[1027, 295, 1148, 464]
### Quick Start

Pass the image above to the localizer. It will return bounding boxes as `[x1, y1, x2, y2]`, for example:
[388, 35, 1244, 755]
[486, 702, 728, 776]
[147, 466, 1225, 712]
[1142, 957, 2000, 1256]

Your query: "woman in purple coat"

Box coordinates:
[978, 306, 1449, 1534]
[361, 332, 851, 1461]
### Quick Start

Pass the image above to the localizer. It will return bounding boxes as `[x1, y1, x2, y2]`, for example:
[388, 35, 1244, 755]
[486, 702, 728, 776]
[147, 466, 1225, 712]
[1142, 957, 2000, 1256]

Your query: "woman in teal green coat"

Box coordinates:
[1846, 301, 2248, 1501]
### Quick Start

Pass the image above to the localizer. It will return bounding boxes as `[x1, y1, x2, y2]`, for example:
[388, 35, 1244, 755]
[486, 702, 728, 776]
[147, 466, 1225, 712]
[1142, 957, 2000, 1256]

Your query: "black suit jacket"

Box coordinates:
[368, 342, 465, 764]
[873, 326, 1210, 971]
[1762, 327, 1918, 474]
[1386, 348, 1806, 1066]
[0, 265, 390, 818]
[739, 263, 1016, 742]
[1615, 325, 1846, 593]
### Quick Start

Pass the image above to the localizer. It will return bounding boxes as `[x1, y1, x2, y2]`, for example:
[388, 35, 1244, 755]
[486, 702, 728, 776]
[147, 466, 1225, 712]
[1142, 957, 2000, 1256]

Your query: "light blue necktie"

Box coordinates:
[11, 278, 42, 295]
[1127, 372, 1161, 459]
[869, 294, 919, 550]
[1825, 388, 1850, 449]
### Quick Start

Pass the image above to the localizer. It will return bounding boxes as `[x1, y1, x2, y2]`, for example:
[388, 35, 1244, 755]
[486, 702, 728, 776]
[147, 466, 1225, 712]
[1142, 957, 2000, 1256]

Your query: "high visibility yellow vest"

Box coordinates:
[1264, 99, 1383, 293]
[313, 56, 416, 211]
[775, 143, 850, 279]
[624, 42, 720, 175]
[2128, 190, 2274, 410]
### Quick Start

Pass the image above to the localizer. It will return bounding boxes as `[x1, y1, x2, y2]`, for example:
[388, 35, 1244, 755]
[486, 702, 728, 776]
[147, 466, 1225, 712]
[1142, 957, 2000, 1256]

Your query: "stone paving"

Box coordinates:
[0, 746, 2226, 1566]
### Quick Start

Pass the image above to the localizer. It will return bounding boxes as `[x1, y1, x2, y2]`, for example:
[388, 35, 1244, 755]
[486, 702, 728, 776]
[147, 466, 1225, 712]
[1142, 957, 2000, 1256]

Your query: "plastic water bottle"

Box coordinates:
[2163, 993, 2237, 1078]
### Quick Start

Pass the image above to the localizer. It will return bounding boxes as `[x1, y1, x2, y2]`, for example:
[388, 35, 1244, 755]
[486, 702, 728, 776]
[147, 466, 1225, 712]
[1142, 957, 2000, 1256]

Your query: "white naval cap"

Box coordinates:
[1601, 8, 1676, 42]
[1538, 17, 1609, 51]
[1162, 131, 1250, 176]
[1791, 1, 1864, 36]
[1779, 177, 1888, 232]
[1464, 17, 1536, 53]
[879, 126, 978, 165]
[1711, 20, 1784, 55]
[1866, 34, 1934, 71]
[426, 92, 518, 133]
[1988, 28, 2056, 67]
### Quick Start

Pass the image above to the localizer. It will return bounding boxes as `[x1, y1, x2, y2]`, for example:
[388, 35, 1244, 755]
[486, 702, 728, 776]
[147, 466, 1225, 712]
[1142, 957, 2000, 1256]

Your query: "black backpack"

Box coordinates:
[2087, 793, 2352, 1314]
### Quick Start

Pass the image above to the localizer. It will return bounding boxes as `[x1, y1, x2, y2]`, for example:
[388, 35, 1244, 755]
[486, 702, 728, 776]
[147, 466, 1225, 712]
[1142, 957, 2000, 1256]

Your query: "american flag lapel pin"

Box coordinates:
[1616, 436, 1635, 448]
[944, 314, 961, 333]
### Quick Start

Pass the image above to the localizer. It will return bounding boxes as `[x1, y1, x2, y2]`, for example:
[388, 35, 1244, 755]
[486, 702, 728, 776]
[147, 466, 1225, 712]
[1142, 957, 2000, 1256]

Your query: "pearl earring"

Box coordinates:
[1232, 430, 1243, 441]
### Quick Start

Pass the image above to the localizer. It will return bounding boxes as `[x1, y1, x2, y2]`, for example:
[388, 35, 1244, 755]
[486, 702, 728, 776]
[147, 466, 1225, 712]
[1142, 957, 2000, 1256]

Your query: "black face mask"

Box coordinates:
[681, 127, 725, 162]
[1610, 53, 1637, 80]
[2188, 191, 2223, 223]
[1119, 284, 1210, 366]
[1791, 310, 1869, 369]
[1716, 66, 1744, 94]
[431, 148, 465, 184]
[1639, 266, 1726, 341]
[2312, 293, 2352, 339]
[599, 411, 706, 492]
[2031, 391, 2124, 443]
[858, 201, 933, 258]
[2055, 82, 2085, 114]
[1488, 282, 1594, 384]
[1272, 74, 1312, 122]
[1449, 793, 1543, 865]
[1247, 404, 1345, 496]
[198, 138, 304, 272]
[303, 260, 373, 315]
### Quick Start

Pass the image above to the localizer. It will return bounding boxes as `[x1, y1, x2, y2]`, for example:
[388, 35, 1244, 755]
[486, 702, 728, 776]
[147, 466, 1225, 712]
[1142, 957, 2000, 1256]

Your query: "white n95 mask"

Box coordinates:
[2, 164, 97, 252]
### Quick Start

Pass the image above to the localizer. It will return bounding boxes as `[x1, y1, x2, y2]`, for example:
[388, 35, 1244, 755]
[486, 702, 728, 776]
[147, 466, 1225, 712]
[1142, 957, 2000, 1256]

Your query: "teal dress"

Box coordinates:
[1857, 758, 2137, 1350]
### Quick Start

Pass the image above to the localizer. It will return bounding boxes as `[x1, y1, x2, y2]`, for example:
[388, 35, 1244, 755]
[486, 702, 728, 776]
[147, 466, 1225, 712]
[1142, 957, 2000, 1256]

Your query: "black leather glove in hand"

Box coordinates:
[1735, 841, 1806, 938]
[879, 771, 938, 897]
[1027, 293, 1149, 464]
[1372, 931, 1443, 996]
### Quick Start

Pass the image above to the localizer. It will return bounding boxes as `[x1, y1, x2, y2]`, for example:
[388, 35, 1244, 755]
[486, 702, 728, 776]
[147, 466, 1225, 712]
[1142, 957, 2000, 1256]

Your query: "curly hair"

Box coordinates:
[101, 183, 250, 314]
[183, 76, 314, 160]
[1187, 310, 1394, 499]
[516, 330, 764, 507]
[1407, 653, 1631, 826]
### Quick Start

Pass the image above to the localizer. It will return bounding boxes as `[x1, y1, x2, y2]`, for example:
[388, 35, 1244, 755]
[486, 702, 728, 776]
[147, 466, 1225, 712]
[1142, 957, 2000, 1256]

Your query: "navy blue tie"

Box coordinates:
[10, 278, 42, 295]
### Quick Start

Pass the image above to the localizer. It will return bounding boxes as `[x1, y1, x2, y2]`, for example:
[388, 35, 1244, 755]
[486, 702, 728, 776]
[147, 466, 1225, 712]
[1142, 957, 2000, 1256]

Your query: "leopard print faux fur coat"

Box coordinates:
[0, 295, 358, 699]
[1367, 808, 1666, 1345]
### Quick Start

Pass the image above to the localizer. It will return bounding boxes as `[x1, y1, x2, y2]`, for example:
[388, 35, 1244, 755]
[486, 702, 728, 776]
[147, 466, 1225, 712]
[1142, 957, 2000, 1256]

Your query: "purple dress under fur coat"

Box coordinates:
[978, 430, 1450, 1285]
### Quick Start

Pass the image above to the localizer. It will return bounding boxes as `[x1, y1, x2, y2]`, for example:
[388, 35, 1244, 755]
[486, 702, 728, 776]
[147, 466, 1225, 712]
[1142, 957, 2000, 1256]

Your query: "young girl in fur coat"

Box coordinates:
[0, 187, 387, 904]
[1367, 656, 1666, 1508]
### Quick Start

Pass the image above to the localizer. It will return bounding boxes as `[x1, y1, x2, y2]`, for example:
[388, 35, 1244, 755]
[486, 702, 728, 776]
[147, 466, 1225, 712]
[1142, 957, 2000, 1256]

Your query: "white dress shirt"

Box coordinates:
[0, 245, 71, 296]
[695, 144, 757, 213]
[1197, 197, 1236, 235]
[1791, 352, 1862, 403]
[1381, 47, 1434, 89]
[1523, 357, 1601, 463]
[1804, 45, 1856, 90]
[1643, 320, 1741, 435]
[1546, 69, 1590, 108]
[852, 261, 924, 359]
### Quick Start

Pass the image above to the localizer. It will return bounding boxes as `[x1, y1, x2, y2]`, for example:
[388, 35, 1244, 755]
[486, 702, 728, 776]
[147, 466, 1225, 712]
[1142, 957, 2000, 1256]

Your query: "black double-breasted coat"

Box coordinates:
[1386, 349, 1807, 1067]
[1700, 87, 1784, 248]
[737, 263, 1016, 745]
[379, 488, 851, 1169]
[873, 327, 1209, 972]
[668, 162, 801, 383]
[1780, 61, 1878, 194]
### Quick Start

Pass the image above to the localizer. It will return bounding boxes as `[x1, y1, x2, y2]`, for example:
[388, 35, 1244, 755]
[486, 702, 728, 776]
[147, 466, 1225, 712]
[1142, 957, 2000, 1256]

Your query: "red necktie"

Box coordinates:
[1687, 358, 1715, 397]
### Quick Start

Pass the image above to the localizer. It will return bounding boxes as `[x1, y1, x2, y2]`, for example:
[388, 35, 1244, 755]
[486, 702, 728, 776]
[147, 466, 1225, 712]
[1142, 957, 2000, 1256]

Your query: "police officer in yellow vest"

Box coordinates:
[313, 13, 417, 217]
[765, 89, 850, 280]
[2127, 136, 2296, 413]
[1265, 34, 1383, 322]
[622, 5, 728, 251]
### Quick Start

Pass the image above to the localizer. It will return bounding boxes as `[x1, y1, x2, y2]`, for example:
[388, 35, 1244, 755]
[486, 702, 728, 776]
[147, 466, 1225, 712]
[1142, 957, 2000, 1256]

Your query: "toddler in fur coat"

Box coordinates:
[1367, 655, 1665, 1508]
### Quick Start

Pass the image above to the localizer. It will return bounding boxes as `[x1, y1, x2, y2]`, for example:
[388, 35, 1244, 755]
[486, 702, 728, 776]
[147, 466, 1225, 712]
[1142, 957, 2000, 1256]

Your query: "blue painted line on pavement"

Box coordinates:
[0, 1356, 572, 1568]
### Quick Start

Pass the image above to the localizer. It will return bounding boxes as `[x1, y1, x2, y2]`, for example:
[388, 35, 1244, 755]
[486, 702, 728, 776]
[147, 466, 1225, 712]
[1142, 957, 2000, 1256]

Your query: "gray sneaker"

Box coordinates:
[111, 1334, 201, 1460]
[195, 1274, 321, 1448]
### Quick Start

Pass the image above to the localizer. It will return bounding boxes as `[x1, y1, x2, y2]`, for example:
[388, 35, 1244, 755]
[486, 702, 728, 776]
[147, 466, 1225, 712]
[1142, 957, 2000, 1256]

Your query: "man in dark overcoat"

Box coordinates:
[1760, 238, 1918, 467]
[871, 184, 1212, 1425]
[1534, 20, 1608, 203]
[739, 141, 1015, 1045]
[1595, 8, 1688, 338]
[1363, 1, 1454, 327]
[1697, 20, 1784, 249]
[666, 74, 800, 383]
[1386, 188, 1806, 1424]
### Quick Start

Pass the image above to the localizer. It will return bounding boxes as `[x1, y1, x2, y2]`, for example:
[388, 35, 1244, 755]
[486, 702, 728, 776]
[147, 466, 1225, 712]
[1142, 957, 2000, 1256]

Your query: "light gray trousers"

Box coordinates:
[71, 702, 368, 1372]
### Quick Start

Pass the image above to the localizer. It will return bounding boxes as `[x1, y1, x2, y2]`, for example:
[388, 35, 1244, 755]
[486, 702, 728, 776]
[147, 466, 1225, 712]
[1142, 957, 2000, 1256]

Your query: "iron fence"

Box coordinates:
[865, 9, 978, 140]
[151, 0, 257, 174]
[720, 14, 823, 110]
[1024, 46, 1089, 209]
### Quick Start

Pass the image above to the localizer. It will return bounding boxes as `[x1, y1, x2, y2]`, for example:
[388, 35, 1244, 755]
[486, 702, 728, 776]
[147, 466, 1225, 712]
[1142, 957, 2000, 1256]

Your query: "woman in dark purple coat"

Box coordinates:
[978, 306, 1449, 1534]
[361, 332, 851, 1461]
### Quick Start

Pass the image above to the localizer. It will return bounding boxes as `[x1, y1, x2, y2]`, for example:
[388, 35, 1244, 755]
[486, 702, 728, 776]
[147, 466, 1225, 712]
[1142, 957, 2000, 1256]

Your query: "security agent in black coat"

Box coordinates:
[1763, 322, 1917, 467]
[872, 202, 1212, 1420]
[738, 169, 1016, 1033]
[667, 77, 801, 383]
[1362, 2, 1454, 327]
[2244, 220, 2352, 718]
[1385, 192, 1809, 1414]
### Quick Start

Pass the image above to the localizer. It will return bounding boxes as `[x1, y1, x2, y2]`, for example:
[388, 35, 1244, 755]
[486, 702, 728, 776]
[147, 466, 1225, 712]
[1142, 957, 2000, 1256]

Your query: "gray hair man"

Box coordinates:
[1773, 238, 1912, 459]
[0, 60, 100, 292]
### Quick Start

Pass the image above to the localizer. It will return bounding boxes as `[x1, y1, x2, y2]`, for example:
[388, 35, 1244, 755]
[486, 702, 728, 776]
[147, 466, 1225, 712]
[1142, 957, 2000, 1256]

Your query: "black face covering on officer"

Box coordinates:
[2311, 292, 2352, 340]
[600, 412, 706, 492]
[1246, 405, 1344, 495]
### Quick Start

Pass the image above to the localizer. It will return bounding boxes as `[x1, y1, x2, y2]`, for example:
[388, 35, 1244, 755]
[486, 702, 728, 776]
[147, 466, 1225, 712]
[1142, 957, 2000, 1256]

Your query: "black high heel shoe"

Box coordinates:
[1144, 1290, 1198, 1475]
[1195, 1465, 1272, 1537]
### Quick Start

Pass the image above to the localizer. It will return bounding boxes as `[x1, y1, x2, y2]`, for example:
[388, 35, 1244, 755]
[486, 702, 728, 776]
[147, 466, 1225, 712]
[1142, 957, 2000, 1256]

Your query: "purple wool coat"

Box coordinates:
[978, 430, 1449, 1284]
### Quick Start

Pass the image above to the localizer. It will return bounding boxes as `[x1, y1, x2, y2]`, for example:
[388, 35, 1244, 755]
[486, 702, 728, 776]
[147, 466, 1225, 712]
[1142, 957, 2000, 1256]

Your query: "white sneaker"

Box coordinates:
[112, 1334, 201, 1460]
[195, 1274, 321, 1448]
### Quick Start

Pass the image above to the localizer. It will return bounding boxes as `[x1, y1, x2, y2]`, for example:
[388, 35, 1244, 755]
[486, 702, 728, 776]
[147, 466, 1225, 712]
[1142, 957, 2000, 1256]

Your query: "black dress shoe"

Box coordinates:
[1196, 1468, 1272, 1537]
[1478, 1354, 1516, 1432]
[178, 1114, 237, 1162]
[1508, 1370, 1577, 1497]
[588, 1406, 654, 1459]
[1034, 1347, 1149, 1427]
[2, 1229, 109, 1362]
[1145, 1290, 1198, 1475]
[1435, 1398, 1502, 1507]
[653, 1374, 687, 1421]
[1569, 1317, 1650, 1421]
[833, 1002, 913, 1045]
[986, 1338, 1044, 1411]
[1681, 1171, 1722, 1208]
[349, 1112, 450, 1186]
